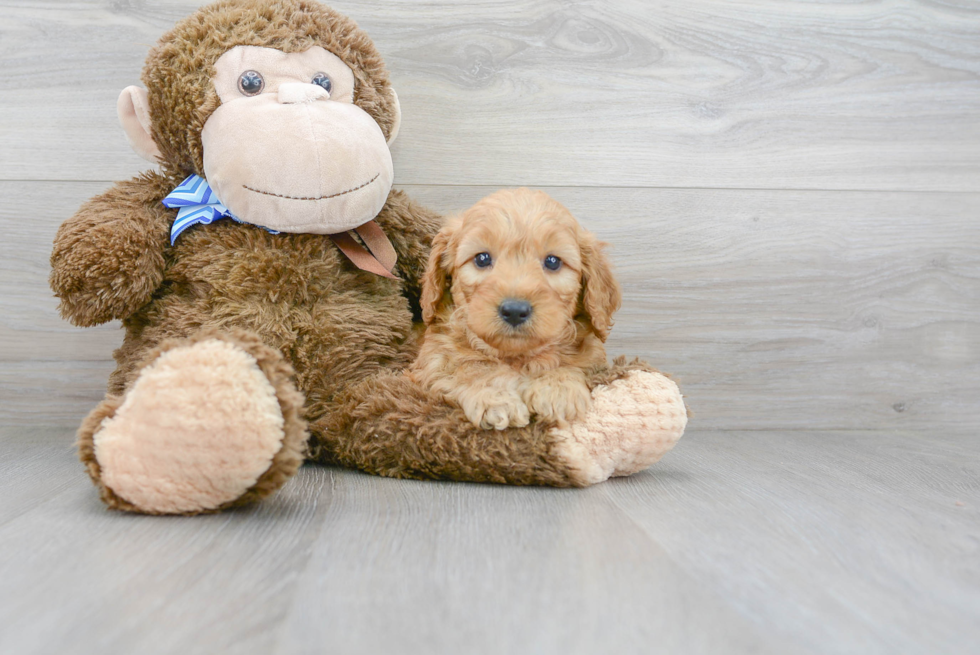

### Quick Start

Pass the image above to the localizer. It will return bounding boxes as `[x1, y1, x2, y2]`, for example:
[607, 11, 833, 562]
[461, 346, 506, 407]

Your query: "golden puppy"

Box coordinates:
[410, 188, 622, 430]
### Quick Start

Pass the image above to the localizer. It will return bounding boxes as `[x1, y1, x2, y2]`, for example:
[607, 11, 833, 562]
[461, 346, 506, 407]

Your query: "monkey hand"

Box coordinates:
[50, 174, 172, 327]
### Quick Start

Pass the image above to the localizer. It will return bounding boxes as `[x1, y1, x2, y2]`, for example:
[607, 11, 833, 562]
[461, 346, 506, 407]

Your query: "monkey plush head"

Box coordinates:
[118, 0, 401, 236]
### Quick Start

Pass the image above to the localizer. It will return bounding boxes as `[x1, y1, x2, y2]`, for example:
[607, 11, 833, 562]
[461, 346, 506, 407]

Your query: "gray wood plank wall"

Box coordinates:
[2, 0, 978, 435]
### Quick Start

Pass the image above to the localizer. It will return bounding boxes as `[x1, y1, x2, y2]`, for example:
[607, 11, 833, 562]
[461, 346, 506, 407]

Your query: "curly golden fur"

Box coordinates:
[411, 189, 622, 430]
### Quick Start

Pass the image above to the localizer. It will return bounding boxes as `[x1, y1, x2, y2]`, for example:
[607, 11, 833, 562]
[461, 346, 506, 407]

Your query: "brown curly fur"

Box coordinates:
[50, 0, 667, 512]
[310, 360, 651, 487]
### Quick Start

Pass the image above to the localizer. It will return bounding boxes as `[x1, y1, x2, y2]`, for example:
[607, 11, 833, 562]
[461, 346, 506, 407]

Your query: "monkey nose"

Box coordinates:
[278, 83, 330, 104]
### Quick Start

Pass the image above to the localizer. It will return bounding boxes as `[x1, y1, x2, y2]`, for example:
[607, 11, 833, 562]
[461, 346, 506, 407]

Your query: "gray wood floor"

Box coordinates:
[1, 1, 979, 653]
[1, 427, 978, 654]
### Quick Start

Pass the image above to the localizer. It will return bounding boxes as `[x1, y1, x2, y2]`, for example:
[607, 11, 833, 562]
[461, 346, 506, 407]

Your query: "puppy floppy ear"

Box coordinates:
[579, 234, 622, 341]
[420, 226, 455, 325]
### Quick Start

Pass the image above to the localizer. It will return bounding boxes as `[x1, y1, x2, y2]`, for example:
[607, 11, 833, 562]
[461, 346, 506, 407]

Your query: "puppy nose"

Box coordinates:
[278, 82, 330, 104]
[499, 299, 532, 327]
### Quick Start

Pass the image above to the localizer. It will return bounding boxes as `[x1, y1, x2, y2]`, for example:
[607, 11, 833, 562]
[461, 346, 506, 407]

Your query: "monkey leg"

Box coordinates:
[77, 329, 308, 515]
[309, 357, 686, 487]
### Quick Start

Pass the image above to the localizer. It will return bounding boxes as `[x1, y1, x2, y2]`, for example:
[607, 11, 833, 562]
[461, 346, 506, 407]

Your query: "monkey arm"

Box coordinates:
[375, 190, 444, 312]
[308, 358, 687, 487]
[50, 172, 173, 327]
[309, 368, 575, 486]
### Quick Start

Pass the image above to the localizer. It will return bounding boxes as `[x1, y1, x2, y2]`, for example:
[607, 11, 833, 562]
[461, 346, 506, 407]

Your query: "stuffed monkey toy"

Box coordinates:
[49, 0, 687, 515]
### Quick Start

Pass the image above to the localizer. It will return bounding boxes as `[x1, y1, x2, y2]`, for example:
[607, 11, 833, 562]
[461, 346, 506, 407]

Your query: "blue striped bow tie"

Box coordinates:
[162, 174, 277, 244]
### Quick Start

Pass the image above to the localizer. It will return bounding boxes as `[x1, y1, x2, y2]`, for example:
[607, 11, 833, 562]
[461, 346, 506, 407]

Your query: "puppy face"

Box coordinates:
[421, 189, 621, 354]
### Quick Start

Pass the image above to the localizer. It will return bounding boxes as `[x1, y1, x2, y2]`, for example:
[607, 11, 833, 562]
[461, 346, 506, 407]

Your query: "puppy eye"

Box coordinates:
[473, 252, 493, 269]
[311, 72, 332, 94]
[238, 70, 265, 96]
[543, 255, 562, 271]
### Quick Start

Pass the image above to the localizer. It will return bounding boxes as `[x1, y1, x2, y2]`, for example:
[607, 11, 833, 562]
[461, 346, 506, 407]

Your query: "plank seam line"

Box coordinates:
[4, 180, 980, 195]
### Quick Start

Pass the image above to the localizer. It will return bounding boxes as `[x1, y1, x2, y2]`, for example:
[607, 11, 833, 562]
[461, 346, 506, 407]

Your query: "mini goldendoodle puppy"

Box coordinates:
[410, 188, 622, 430]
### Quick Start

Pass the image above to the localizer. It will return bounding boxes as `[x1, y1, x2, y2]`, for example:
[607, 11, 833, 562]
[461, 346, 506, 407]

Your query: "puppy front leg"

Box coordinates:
[451, 369, 530, 431]
[523, 367, 592, 426]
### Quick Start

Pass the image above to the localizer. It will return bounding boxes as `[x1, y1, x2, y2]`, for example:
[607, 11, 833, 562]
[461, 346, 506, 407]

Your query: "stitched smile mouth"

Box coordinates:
[242, 173, 380, 201]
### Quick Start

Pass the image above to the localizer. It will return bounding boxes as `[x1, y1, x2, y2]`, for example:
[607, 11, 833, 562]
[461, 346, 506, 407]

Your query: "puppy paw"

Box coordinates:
[462, 394, 530, 431]
[524, 379, 592, 425]
[481, 402, 531, 430]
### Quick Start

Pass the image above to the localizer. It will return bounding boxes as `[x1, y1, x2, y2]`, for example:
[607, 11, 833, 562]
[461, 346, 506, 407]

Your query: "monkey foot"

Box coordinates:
[78, 331, 308, 515]
[550, 370, 688, 486]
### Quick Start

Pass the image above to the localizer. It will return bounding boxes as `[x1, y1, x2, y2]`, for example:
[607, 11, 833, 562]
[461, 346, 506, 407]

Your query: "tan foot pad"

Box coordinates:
[551, 371, 688, 486]
[93, 339, 286, 514]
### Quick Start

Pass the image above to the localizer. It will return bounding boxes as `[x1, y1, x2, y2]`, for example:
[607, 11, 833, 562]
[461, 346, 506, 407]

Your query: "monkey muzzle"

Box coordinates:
[200, 90, 394, 235]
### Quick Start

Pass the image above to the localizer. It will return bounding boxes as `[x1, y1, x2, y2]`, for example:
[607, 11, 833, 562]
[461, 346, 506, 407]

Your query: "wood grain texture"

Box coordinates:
[273, 459, 790, 655]
[605, 429, 980, 655]
[6, 181, 978, 432]
[1, 0, 979, 190]
[0, 428, 335, 655]
[1, 427, 976, 655]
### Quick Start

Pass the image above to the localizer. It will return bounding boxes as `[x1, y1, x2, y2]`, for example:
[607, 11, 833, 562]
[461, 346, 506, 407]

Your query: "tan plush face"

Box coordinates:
[447, 194, 586, 354]
[200, 45, 395, 234]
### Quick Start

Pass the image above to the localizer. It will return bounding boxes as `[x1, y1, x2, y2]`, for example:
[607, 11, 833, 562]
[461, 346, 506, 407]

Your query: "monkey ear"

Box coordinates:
[386, 89, 402, 146]
[117, 86, 162, 163]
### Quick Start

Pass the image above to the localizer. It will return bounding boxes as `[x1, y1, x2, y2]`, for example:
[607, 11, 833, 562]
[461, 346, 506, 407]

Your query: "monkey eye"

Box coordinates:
[238, 70, 265, 96]
[311, 72, 332, 94]
[474, 252, 493, 269]
[543, 255, 562, 271]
